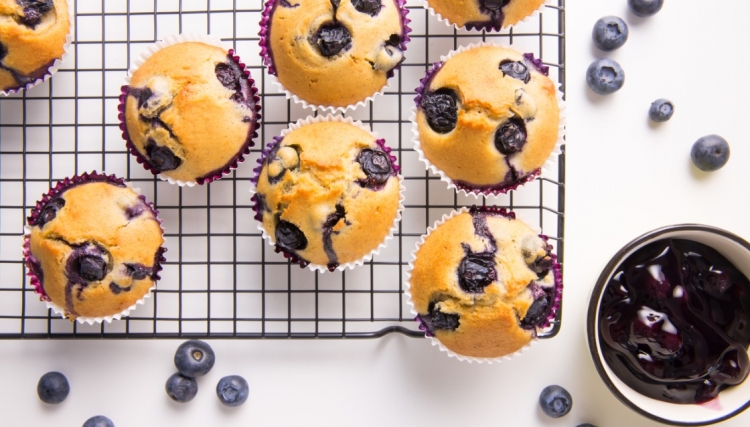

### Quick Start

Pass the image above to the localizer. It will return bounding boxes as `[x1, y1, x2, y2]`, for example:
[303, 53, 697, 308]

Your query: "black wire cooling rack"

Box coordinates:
[0, 0, 565, 339]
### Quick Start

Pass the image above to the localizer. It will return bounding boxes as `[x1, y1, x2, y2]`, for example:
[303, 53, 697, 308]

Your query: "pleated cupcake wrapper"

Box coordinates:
[259, 0, 412, 113]
[410, 41, 566, 198]
[23, 172, 167, 324]
[422, 0, 550, 33]
[0, 0, 74, 96]
[404, 205, 563, 363]
[118, 33, 261, 187]
[250, 114, 405, 273]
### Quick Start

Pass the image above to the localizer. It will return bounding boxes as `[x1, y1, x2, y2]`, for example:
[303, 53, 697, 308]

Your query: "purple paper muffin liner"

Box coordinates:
[412, 43, 564, 197]
[405, 205, 563, 363]
[259, 0, 412, 111]
[250, 115, 404, 272]
[23, 171, 167, 322]
[118, 43, 261, 186]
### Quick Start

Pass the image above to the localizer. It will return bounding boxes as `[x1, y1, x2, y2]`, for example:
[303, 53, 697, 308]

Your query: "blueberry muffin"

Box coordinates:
[252, 119, 401, 271]
[24, 173, 166, 320]
[414, 45, 560, 195]
[120, 41, 260, 184]
[426, 0, 545, 31]
[260, 0, 410, 109]
[0, 0, 70, 93]
[409, 206, 561, 359]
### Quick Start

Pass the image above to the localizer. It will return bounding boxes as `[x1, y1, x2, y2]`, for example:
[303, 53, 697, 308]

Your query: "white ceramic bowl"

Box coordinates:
[587, 224, 750, 426]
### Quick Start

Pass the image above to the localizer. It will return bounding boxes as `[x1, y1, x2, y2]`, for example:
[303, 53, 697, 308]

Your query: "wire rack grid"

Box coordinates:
[0, 0, 565, 339]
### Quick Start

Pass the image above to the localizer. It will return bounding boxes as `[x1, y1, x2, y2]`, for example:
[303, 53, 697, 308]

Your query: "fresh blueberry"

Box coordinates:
[420, 89, 458, 134]
[146, 142, 182, 172]
[311, 23, 352, 57]
[649, 98, 674, 122]
[481, 0, 511, 11]
[37, 198, 65, 228]
[586, 58, 625, 95]
[357, 149, 392, 188]
[351, 0, 381, 16]
[37, 371, 70, 404]
[499, 60, 530, 83]
[457, 252, 497, 293]
[174, 340, 216, 378]
[216, 375, 249, 407]
[592, 16, 629, 51]
[78, 255, 107, 282]
[165, 373, 198, 403]
[539, 385, 572, 418]
[628, 0, 664, 17]
[691, 135, 730, 172]
[419, 302, 460, 333]
[82, 416, 115, 427]
[275, 220, 308, 251]
[494, 117, 527, 155]
[214, 63, 240, 91]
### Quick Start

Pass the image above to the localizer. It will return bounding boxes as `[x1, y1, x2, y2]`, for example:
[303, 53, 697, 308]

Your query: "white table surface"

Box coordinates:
[4, 0, 750, 426]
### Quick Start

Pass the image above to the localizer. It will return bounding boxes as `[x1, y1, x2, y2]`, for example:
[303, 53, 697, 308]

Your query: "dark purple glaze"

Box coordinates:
[599, 239, 750, 404]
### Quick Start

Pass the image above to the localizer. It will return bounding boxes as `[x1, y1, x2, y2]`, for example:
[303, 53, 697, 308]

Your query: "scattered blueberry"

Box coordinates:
[216, 375, 249, 407]
[275, 220, 308, 251]
[420, 89, 458, 134]
[539, 385, 572, 418]
[174, 340, 216, 378]
[37, 198, 65, 228]
[165, 373, 198, 403]
[481, 0, 511, 11]
[592, 16, 629, 51]
[311, 23, 351, 57]
[499, 60, 531, 83]
[648, 98, 674, 122]
[628, 0, 664, 17]
[357, 149, 392, 188]
[37, 371, 70, 404]
[146, 142, 182, 172]
[78, 255, 107, 282]
[351, 0, 381, 16]
[82, 415, 115, 427]
[586, 58, 624, 95]
[691, 135, 730, 172]
[457, 252, 497, 293]
[494, 117, 527, 155]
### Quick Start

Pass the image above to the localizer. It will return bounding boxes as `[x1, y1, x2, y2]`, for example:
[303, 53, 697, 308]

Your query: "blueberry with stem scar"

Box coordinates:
[691, 135, 730, 172]
[174, 340, 216, 378]
[216, 375, 249, 407]
[586, 58, 624, 95]
[37, 371, 70, 404]
[592, 16, 629, 51]
[539, 385, 572, 418]
[649, 99, 674, 122]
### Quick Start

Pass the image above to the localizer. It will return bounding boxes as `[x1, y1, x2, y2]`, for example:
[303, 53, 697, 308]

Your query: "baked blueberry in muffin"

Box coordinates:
[120, 41, 260, 184]
[409, 206, 561, 358]
[252, 118, 402, 271]
[0, 0, 70, 93]
[414, 45, 561, 195]
[426, 0, 545, 31]
[24, 173, 165, 320]
[260, 0, 410, 109]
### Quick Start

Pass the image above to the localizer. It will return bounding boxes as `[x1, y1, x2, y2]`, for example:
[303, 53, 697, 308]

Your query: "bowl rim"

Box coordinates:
[586, 223, 750, 426]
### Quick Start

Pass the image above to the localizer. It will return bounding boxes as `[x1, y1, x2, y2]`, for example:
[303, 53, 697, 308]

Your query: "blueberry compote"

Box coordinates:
[599, 239, 750, 404]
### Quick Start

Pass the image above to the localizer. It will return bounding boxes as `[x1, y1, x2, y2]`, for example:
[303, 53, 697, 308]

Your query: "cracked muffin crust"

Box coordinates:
[0, 0, 70, 93]
[409, 206, 561, 359]
[260, 0, 409, 109]
[252, 119, 401, 271]
[121, 41, 260, 184]
[25, 173, 165, 320]
[414, 45, 560, 195]
[426, 0, 545, 31]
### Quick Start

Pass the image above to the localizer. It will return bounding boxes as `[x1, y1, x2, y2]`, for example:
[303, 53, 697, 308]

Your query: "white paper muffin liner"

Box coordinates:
[422, 0, 550, 33]
[0, 0, 74, 96]
[119, 33, 261, 187]
[411, 41, 567, 198]
[259, 0, 412, 113]
[404, 205, 563, 363]
[23, 172, 167, 324]
[250, 114, 405, 273]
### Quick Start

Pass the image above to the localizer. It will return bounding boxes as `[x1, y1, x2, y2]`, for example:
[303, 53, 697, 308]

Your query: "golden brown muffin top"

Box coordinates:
[254, 120, 401, 271]
[27, 177, 164, 319]
[409, 207, 557, 358]
[0, 0, 70, 92]
[416, 45, 559, 193]
[124, 41, 258, 183]
[265, 0, 407, 108]
[426, 0, 545, 31]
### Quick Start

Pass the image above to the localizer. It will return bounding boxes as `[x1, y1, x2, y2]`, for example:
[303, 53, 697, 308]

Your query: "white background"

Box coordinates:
[3, 0, 750, 426]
